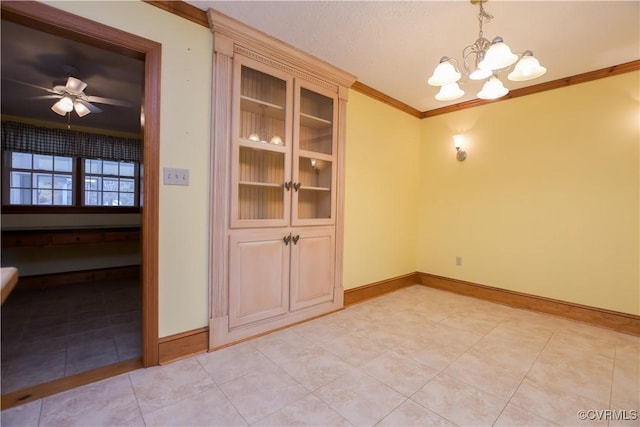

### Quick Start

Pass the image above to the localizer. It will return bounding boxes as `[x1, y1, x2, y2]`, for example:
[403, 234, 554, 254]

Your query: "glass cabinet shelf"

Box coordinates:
[300, 113, 331, 128]
[240, 96, 285, 119]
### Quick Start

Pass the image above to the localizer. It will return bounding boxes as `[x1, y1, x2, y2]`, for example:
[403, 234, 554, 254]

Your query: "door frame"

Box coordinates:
[1, 1, 160, 367]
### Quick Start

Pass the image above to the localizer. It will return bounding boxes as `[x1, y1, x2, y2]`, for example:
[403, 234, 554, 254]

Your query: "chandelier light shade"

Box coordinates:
[508, 51, 547, 81]
[477, 76, 508, 100]
[428, 57, 462, 86]
[427, 0, 547, 101]
[436, 83, 465, 101]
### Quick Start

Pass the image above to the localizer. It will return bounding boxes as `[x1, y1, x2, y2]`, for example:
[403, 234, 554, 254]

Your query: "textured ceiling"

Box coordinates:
[1, 1, 638, 135]
[189, 1, 640, 112]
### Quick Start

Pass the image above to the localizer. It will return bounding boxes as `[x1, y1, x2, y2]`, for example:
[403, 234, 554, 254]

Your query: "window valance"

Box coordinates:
[1, 121, 142, 163]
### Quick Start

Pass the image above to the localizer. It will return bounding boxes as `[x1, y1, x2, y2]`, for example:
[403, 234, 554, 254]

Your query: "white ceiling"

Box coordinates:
[187, 0, 640, 112]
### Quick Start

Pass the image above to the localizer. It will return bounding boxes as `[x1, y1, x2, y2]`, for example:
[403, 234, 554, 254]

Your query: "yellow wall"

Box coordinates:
[38, 2, 640, 339]
[44, 1, 214, 336]
[417, 72, 640, 315]
[343, 91, 421, 289]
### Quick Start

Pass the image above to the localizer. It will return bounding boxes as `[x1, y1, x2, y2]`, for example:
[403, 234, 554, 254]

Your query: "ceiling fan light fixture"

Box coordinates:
[66, 76, 88, 94]
[508, 51, 547, 81]
[74, 100, 92, 117]
[51, 96, 74, 116]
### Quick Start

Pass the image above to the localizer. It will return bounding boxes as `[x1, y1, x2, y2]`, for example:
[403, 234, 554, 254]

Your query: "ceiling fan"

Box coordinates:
[12, 67, 132, 118]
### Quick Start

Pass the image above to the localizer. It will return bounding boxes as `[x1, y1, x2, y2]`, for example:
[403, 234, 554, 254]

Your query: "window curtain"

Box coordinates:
[1, 121, 142, 163]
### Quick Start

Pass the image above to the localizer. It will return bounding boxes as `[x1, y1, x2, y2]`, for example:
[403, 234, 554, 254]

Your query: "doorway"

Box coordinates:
[0, 1, 159, 408]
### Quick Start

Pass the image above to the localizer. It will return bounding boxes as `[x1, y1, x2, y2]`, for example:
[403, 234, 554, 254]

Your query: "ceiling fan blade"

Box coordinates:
[29, 95, 63, 100]
[85, 95, 132, 107]
[66, 76, 87, 93]
[76, 99, 102, 114]
[6, 79, 60, 95]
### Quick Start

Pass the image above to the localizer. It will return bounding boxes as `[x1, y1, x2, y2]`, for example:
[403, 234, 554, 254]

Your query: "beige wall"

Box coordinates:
[343, 91, 421, 289]
[417, 72, 639, 315]
[44, 1, 214, 337]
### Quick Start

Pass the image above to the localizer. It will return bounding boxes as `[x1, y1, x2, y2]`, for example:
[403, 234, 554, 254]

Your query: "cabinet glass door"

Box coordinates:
[292, 82, 337, 225]
[231, 58, 292, 228]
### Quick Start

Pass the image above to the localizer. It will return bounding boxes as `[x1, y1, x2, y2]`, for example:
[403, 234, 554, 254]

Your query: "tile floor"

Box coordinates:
[2, 285, 638, 427]
[1, 278, 141, 393]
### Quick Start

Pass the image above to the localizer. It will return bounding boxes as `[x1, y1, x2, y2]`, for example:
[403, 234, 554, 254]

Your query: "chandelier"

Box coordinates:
[428, 0, 546, 101]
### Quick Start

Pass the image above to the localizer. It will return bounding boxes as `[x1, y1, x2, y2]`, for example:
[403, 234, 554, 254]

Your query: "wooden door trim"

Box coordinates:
[0, 1, 160, 367]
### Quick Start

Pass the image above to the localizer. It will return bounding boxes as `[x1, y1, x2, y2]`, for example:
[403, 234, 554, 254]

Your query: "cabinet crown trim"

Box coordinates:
[207, 8, 357, 89]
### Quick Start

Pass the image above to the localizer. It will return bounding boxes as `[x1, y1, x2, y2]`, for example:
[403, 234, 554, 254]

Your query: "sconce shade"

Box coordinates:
[453, 134, 464, 149]
[508, 51, 547, 81]
[477, 76, 509, 99]
[428, 57, 462, 86]
[51, 96, 74, 116]
[436, 83, 465, 101]
[478, 37, 518, 71]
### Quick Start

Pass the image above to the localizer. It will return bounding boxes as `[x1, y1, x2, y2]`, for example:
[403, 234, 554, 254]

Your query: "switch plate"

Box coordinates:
[456, 256, 463, 266]
[163, 167, 190, 186]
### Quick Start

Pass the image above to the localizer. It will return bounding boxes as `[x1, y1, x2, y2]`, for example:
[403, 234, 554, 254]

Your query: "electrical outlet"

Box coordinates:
[456, 256, 463, 266]
[163, 167, 189, 186]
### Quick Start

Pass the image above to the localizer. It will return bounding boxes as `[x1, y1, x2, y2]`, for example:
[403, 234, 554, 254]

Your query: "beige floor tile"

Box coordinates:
[197, 340, 270, 385]
[40, 374, 143, 427]
[494, 403, 558, 426]
[395, 337, 470, 371]
[377, 399, 454, 426]
[411, 373, 507, 426]
[443, 348, 528, 400]
[362, 349, 439, 396]
[129, 357, 216, 415]
[2, 285, 630, 427]
[608, 407, 640, 427]
[218, 360, 308, 424]
[469, 331, 544, 372]
[611, 346, 640, 412]
[0, 400, 42, 427]
[510, 377, 608, 426]
[142, 384, 247, 426]
[526, 351, 613, 406]
[319, 330, 386, 366]
[438, 309, 507, 335]
[254, 393, 351, 426]
[314, 369, 406, 426]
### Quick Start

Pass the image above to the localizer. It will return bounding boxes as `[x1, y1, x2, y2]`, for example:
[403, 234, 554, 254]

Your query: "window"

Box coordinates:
[84, 159, 136, 206]
[3, 151, 140, 211]
[9, 152, 74, 205]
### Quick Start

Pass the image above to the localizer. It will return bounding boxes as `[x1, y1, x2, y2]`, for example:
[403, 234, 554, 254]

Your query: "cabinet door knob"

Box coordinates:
[283, 234, 291, 245]
[284, 181, 292, 191]
[292, 235, 300, 244]
[293, 182, 301, 191]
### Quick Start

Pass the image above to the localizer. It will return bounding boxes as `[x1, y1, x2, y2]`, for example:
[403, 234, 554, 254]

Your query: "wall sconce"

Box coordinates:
[453, 134, 467, 161]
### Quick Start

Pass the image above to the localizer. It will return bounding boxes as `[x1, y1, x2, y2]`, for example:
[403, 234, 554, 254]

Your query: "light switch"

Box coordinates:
[163, 167, 190, 186]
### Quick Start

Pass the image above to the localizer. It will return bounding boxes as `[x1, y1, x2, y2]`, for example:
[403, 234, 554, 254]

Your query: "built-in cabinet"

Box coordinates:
[208, 9, 356, 347]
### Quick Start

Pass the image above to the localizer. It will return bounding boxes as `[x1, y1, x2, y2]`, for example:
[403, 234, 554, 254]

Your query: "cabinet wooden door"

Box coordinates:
[228, 230, 290, 327]
[290, 227, 335, 311]
[230, 56, 293, 228]
[292, 80, 338, 226]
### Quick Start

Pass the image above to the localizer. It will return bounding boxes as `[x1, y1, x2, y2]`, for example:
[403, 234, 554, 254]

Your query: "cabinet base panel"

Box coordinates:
[209, 300, 343, 350]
